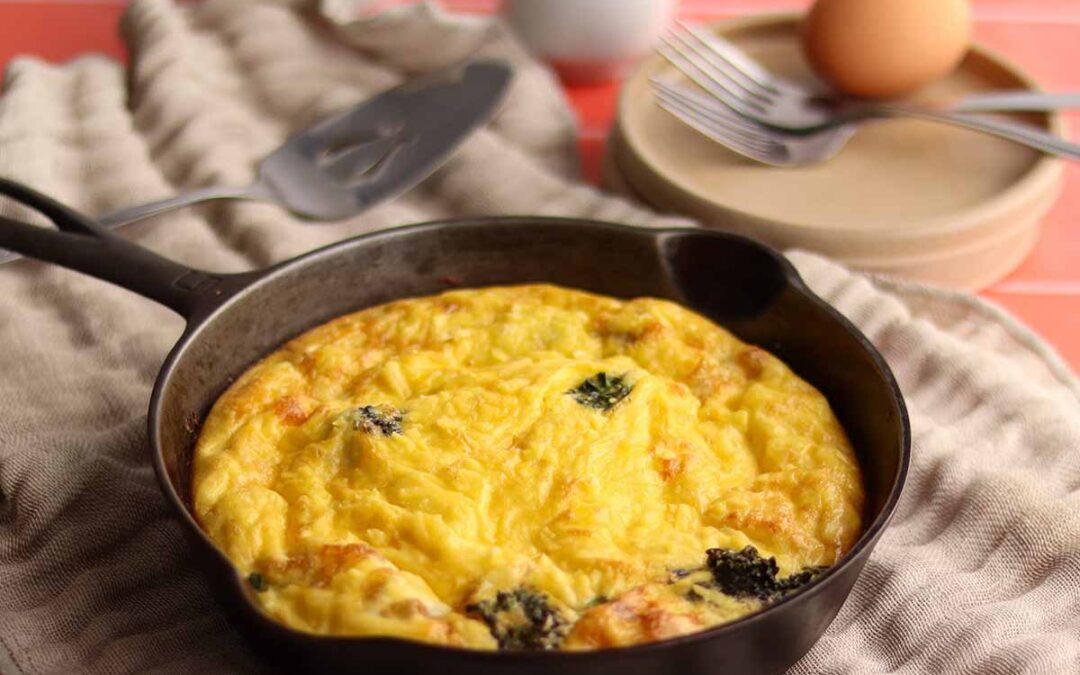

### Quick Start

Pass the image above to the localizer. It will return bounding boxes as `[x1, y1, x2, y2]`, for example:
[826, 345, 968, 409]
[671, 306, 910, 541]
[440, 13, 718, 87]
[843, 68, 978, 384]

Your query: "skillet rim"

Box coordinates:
[147, 215, 911, 660]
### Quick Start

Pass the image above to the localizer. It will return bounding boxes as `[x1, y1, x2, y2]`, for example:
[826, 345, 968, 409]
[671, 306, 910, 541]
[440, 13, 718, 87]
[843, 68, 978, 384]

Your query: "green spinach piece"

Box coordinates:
[705, 546, 825, 601]
[340, 405, 404, 436]
[248, 572, 269, 592]
[567, 372, 631, 412]
[465, 587, 570, 651]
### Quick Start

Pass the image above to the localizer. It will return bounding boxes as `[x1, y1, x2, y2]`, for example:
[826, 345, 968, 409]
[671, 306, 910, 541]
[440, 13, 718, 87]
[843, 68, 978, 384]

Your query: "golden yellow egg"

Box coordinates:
[192, 285, 864, 650]
[803, 0, 972, 99]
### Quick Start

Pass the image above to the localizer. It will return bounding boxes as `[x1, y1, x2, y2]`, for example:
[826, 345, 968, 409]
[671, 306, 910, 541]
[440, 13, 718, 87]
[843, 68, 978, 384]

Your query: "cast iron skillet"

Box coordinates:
[0, 178, 909, 675]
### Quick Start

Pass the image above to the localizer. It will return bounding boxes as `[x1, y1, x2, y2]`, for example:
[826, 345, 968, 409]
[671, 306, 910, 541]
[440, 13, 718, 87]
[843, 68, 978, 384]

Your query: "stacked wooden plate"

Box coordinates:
[606, 14, 1065, 290]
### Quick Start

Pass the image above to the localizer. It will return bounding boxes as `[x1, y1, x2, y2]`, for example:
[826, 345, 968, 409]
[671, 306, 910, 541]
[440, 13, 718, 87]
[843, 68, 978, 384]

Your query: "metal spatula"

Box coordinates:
[0, 60, 513, 266]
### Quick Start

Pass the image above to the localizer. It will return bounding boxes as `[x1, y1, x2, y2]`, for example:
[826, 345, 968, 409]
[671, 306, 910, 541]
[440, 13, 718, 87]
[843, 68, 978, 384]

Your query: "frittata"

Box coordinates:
[192, 285, 864, 650]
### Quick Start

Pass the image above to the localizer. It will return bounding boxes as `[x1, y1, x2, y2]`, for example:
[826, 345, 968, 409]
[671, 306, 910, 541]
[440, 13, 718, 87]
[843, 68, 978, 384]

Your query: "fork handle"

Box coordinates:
[96, 183, 269, 229]
[876, 108, 1080, 160]
[952, 92, 1080, 113]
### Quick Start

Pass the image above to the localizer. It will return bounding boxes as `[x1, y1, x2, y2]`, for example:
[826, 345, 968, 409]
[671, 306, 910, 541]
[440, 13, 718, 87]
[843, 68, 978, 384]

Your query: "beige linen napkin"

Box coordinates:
[0, 1, 1078, 673]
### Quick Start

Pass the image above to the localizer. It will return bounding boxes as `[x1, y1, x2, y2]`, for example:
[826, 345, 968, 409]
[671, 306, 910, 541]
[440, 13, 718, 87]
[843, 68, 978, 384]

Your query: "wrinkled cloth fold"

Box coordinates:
[0, 1, 1077, 673]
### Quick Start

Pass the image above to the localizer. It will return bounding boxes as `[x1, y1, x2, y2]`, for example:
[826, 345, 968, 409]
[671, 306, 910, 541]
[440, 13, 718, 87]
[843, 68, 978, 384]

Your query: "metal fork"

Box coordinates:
[653, 79, 1080, 166]
[657, 23, 1080, 159]
[652, 79, 855, 167]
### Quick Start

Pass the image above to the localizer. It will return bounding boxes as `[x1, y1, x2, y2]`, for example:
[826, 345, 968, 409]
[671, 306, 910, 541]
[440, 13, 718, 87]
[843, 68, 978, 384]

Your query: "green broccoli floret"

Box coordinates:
[706, 546, 825, 601]
[338, 405, 404, 436]
[567, 372, 632, 412]
[465, 587, 570, 650]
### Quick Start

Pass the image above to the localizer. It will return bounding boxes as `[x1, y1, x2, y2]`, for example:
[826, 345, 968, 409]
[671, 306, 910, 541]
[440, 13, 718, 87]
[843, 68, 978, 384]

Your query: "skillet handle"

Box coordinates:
[0, 177, 233, 319]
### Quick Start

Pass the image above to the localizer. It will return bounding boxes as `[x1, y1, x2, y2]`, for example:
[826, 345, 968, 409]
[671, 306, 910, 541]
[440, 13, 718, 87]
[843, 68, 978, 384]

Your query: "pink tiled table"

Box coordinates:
[1, 0, 1078, 370]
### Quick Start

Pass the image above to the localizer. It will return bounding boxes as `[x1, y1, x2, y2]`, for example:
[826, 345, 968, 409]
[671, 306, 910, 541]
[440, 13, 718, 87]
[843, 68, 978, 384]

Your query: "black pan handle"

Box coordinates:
[0, 178, 242, 320]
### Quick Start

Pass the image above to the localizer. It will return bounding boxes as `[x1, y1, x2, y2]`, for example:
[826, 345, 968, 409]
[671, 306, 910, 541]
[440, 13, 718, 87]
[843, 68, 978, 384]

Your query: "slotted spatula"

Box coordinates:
[0, 59, 513, 265]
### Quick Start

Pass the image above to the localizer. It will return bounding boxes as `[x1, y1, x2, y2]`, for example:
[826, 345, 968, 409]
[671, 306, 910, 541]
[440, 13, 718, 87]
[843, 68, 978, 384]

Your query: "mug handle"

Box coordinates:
[0, 177, 246, 320]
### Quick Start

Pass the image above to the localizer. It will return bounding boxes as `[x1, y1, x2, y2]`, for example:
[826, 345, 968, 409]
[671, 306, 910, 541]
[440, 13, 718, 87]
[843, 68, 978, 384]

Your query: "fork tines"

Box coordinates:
[651, 78, 780, 160]
[657, 22, 784, 119]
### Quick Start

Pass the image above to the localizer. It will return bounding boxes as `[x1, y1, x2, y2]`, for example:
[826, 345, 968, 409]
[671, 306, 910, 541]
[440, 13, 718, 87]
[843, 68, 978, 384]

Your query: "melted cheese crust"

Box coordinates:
[192, 285, 864, 649]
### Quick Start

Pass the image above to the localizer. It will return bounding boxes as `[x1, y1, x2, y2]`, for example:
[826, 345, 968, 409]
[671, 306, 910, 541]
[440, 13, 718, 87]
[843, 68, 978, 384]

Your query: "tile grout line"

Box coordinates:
[4, 0, 1080, 24]
[0, 0, 130, 4]
[577, 128, 609, 141]
[21, 0, 1068, 23]
[674, 3, 1080, 24]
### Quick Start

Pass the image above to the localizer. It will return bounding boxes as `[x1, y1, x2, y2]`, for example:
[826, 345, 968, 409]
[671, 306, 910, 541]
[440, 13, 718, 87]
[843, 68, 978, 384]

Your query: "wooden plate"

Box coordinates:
[608, 13, 1065, 290]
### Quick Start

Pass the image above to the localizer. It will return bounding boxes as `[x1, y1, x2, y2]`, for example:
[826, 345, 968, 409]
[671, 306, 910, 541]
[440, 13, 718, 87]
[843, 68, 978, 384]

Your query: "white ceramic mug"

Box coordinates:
[503, 0, 675, 84]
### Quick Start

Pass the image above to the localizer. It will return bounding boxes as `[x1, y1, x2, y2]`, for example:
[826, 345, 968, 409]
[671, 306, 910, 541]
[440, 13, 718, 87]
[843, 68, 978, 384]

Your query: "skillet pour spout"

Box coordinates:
[0, 177, 909, 674]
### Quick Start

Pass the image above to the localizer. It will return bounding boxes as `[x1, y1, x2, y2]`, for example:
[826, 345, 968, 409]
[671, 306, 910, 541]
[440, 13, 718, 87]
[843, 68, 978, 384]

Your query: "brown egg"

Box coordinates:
[803, 0, 972, 99]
